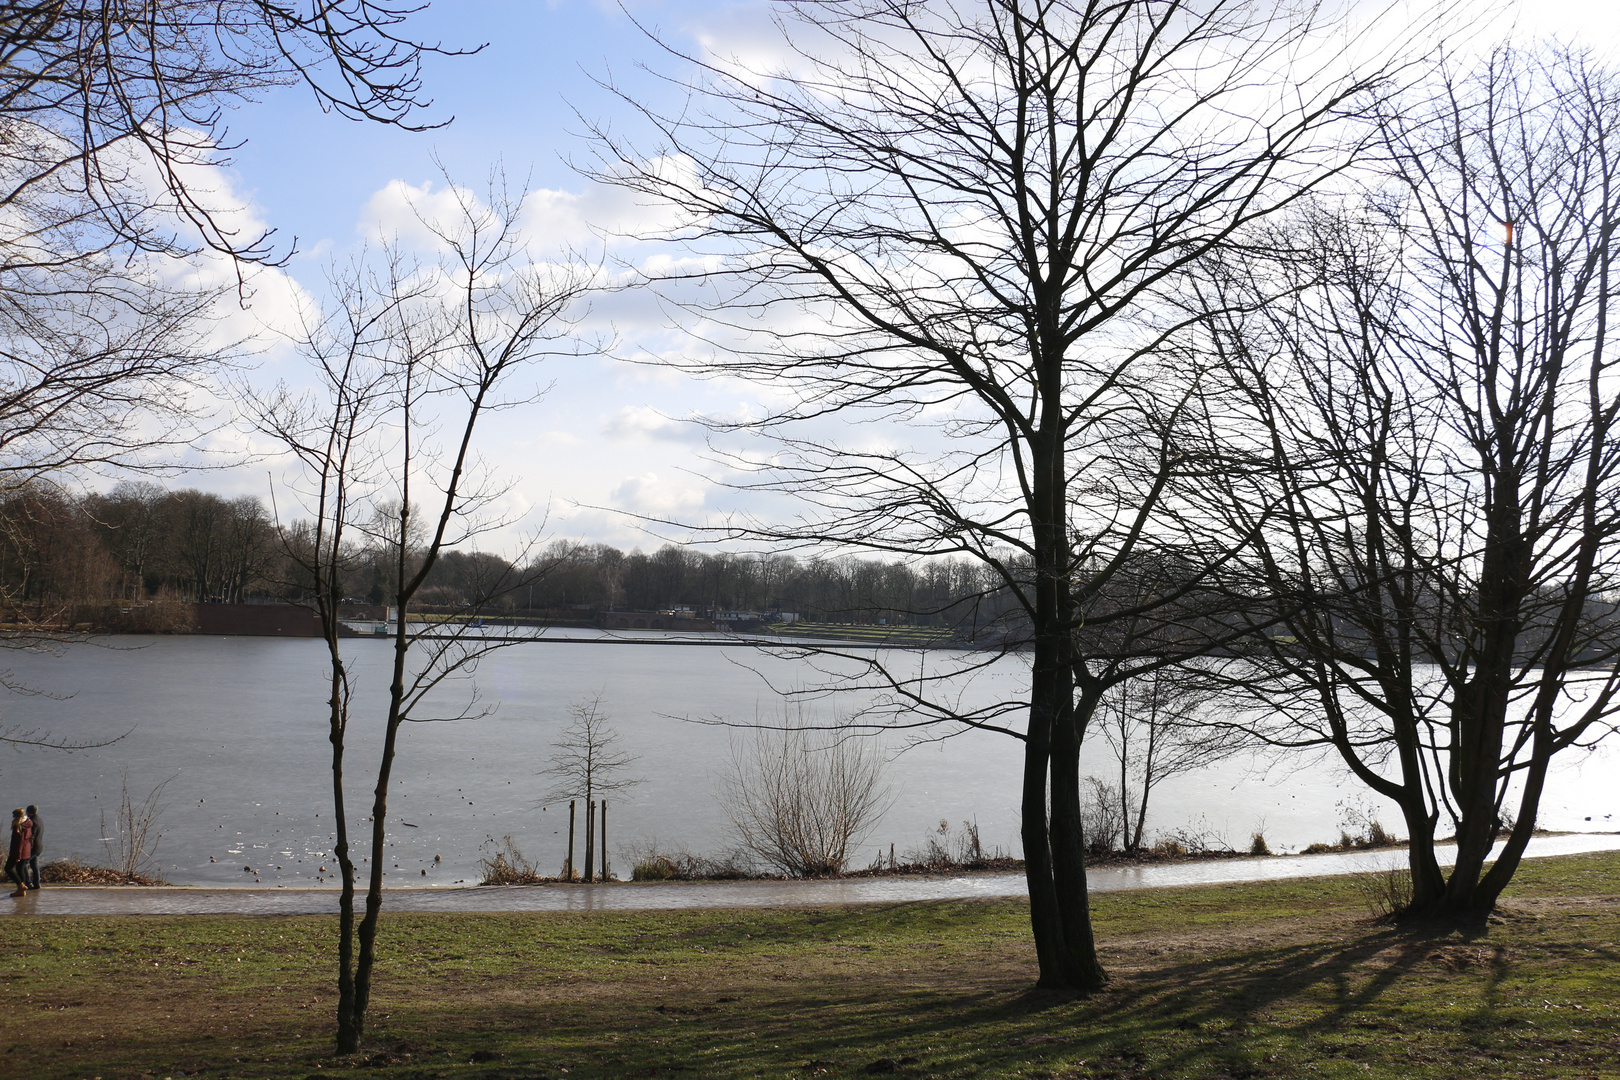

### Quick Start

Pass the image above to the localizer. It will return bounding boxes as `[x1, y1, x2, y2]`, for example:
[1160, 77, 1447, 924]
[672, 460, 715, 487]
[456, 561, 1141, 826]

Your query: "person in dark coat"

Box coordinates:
[24, 806, 40, 889]
[6, 808, 32, 896]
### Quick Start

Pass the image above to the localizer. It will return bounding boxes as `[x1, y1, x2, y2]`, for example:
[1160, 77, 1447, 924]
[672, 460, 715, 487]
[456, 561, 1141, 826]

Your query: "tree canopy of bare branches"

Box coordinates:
[0, 0, 463, 483]
[540, 693, 643, 806]
[594, 0, 1416, 990]
[1190, 45, 1620, 918]
[1, 0, 456, 262]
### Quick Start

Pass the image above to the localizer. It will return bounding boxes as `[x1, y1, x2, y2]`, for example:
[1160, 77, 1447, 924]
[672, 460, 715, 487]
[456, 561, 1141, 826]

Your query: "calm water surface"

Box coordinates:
[0, 634, 1614, 887]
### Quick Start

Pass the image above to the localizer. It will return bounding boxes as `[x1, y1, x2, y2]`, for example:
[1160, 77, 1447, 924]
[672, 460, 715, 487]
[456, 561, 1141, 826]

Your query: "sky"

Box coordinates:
[164, 0, 1620, 554]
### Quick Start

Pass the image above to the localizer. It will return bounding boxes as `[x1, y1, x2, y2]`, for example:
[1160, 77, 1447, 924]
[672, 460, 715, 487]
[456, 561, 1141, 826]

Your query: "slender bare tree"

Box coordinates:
[1190, 45, 1620, 918]
[592, 0, 1422, 990]
[251, 174, 592, 1054]
[1093, 667, 1239, 854]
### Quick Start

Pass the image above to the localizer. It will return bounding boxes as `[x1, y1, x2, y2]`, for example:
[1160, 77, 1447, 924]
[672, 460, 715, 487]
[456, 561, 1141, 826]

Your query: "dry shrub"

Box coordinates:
[1337, 801, 1400, 850]
[1079, 776, 1124, 855]
[903, 818, 995, 870]
[1364, 820, 1397, 847]
[631, 854, 682, 881]
[1352, 864, 1414, 919]
[719, 714, 891, 878]
[41, 857, 164, 886]
[1154, 821, 1230, 855]
[103, 773, 174, 879]
[478, 835, 544, 885]
[629, 849, 755, 881]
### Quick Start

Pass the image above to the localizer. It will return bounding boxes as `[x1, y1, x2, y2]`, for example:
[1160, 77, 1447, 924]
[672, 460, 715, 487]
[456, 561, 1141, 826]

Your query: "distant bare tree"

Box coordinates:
[1094, 667, 1240, 854]
[539, 693, 642, 882]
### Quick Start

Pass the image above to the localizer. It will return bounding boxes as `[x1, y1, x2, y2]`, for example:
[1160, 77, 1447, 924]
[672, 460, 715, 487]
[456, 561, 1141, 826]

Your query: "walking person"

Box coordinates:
[24, 806, 41, 889]
[6, 808, 32, 896]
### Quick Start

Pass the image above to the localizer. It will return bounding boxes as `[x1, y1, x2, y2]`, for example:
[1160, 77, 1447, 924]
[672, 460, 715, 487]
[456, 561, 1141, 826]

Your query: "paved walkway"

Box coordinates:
[5, 833, 1616, 917]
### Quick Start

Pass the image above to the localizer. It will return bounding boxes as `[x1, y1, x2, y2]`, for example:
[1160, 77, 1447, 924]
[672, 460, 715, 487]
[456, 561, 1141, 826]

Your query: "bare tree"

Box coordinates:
[719, 710, 891, 878]
[593, 0, 1418, 989]
[251, 174, 592, 1055]
[538, 692, 642, 881]
[1191, 46, 1620, 917]
[1094, 667, 1240, 854]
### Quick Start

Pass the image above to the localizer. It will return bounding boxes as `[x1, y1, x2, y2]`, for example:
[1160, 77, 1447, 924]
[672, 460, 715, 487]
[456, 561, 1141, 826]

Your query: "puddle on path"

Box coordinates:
[7, 833, 1617, 917]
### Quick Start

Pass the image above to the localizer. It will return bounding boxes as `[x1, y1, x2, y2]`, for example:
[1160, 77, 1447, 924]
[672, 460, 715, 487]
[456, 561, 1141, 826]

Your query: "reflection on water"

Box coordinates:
[0, 635, 1615, 887]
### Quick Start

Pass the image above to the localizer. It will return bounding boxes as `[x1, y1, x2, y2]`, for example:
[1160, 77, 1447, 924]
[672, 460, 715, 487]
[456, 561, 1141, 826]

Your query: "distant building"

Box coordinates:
[598, 610, 718, 632]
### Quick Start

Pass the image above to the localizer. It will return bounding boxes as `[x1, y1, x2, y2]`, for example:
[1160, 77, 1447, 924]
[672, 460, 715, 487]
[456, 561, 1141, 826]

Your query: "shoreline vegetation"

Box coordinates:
[475, 818, 1444, 888]
[48, 820, 1600, 891]
[6, 850, 1617, 1079]
[38, 858, 166, 887]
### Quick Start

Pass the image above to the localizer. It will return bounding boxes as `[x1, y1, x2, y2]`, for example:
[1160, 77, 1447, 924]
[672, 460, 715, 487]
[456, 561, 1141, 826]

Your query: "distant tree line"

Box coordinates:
[527, 540, 1019, 628]
[0, 479, 1023, 630]
[0, 482, 277, 611]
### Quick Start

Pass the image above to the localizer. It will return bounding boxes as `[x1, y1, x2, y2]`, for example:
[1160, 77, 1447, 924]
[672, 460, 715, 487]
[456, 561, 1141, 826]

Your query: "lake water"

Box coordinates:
[0, 633, 1614, 887]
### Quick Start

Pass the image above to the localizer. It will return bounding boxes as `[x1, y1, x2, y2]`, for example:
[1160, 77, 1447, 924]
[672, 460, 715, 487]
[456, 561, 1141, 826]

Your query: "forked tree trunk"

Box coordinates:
[1024, 429, 1107, 993]
[1019, 713, 1064, 985]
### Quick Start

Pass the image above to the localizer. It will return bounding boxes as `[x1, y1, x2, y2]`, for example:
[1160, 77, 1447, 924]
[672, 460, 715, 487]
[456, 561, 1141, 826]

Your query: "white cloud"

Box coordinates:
[610, 472, 709, 516]
[356, 177, 490, 249]
[602, 405, 708, 443]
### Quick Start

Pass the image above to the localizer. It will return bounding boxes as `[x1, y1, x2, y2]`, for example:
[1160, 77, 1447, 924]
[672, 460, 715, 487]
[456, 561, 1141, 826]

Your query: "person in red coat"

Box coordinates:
[6, 808, 32, 896]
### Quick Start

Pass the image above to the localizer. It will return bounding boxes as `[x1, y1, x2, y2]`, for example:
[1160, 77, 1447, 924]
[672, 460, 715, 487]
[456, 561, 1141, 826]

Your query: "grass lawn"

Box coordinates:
[4, 853, 1618, 1080]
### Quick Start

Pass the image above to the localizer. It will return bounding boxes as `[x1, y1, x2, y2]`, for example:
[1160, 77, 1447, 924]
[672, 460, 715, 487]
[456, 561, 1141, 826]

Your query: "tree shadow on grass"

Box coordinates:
[358, 918, 1470, 1078]
[118, 901, 1620, 1080]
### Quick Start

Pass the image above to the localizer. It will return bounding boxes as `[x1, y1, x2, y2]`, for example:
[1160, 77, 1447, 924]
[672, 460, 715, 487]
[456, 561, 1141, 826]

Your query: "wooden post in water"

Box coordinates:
[600, 800, 609, 882]
[584, 799, 596, 882]
[565, 800, 576, 881]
